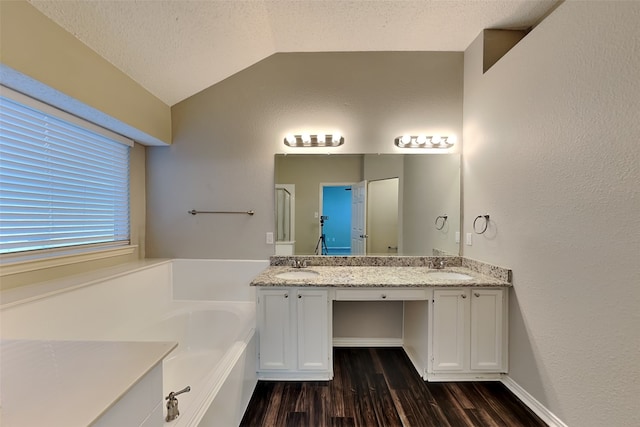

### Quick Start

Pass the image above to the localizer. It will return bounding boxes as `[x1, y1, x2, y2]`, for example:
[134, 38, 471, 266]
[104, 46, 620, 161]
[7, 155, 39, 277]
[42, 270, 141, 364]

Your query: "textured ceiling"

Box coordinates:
[29, 0, 558, 106]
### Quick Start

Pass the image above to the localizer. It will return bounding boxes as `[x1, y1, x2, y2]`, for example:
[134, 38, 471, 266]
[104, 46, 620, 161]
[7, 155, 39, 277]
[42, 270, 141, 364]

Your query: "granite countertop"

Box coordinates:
[250, 265, 511, 288]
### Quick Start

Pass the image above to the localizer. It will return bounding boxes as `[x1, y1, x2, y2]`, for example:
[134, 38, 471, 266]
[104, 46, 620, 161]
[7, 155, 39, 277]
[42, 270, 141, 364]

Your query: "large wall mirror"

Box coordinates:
[275, 154, 461, 256]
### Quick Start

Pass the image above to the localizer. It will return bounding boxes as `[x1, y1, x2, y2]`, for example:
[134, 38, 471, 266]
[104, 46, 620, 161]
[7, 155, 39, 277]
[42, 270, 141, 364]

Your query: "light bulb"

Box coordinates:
[431, 135, 442, 145]
[401, 135, 411, 145]
[317, 134, 326, 143]
[301, 133, 311, 143]
[285, 134, 296, 145]
[332, 132, 342, 143]
[447, 135, 456, 145]
[416, 135, 427, 145]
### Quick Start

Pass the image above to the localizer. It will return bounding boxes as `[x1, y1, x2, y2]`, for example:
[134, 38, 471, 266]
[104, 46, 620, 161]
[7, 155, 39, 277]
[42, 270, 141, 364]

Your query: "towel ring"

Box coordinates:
[435, 215, 448, 230]
[473, 214, 490, 234]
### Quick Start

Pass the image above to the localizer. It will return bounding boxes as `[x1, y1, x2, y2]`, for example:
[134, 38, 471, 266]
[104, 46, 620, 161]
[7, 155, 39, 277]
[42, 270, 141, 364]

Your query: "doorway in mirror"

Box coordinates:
[321, 184, 352, 255]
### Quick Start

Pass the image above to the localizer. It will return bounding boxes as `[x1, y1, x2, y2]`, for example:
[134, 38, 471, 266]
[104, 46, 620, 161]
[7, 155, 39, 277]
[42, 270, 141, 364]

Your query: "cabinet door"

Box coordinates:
[432, 289, 469, 371]
[296, 289, 329, 371]
[470, 289, 504, 371]
[258, 289, 292, 370]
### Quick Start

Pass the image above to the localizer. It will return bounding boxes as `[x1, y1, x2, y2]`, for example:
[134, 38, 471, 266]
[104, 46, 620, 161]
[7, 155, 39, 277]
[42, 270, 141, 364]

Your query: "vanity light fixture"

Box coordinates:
[394, 134, 455, 149]
[284, 133, 344, 147]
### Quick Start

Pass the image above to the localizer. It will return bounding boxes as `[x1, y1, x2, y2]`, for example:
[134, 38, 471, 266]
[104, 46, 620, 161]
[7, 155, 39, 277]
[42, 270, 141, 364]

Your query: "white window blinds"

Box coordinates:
[0, 88, 131, 255]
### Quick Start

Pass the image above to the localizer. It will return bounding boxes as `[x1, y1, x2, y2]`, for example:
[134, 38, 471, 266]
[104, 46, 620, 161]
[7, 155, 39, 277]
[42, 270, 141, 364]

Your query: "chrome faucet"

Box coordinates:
[292, 259, 307, 269]
[429, 259, 447, 269]
[165, 386, 191, 422]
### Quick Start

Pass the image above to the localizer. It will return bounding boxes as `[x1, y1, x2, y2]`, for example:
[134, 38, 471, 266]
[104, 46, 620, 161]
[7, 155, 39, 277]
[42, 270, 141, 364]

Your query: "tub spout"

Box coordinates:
[165, 386, 191, 422]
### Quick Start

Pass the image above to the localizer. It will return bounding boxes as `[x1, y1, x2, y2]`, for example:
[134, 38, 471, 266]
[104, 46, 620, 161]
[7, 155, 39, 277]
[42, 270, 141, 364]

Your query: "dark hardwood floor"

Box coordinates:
[240, 347, 547, 427]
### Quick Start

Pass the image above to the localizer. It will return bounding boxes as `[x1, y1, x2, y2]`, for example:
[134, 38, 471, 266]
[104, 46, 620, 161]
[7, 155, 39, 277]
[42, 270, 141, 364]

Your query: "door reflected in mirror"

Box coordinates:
[275, 154, 460, 256]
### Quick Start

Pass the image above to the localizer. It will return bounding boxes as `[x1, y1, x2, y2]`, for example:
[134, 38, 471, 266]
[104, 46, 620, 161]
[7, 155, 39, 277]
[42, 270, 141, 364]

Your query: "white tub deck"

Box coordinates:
[0, 259, 267, 427]
[0, 339, 176, 427]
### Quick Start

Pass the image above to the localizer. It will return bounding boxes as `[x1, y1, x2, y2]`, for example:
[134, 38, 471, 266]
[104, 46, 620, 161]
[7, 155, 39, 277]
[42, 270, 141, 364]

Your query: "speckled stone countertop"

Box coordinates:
[250, 261, 511, 288]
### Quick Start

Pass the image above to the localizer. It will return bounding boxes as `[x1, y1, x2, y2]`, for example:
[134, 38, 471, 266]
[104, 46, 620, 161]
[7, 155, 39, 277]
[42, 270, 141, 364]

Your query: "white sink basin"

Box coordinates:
[427, 271, 473, 281]
[275, 270, 320, 280]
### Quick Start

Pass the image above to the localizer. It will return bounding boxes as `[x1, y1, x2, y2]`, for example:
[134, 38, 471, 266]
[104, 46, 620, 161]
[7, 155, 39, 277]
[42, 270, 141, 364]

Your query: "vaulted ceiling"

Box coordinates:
[29, 0, 558, 106]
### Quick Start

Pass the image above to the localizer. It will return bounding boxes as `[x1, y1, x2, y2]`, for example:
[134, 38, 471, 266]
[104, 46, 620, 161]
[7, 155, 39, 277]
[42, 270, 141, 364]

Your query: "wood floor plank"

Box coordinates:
[240, 348, 548, 427]
[330, 416, 356, 427]
[368, 372, 403, 427]
[465, 407, 504, 427]
[388, 389, 412, 426]
[376, 346, 411, 390]
[449, 383, 476, 410]
[285, 411, 308, 427]
[261, 382, 283, 427]
[428, 382, 479, 427]
[471, 382, 544, 427]
[352, 372, 380, 427]
[330, 353, 347, 418]
[274, 382, 302, 426]
[309, 382, 329, 426]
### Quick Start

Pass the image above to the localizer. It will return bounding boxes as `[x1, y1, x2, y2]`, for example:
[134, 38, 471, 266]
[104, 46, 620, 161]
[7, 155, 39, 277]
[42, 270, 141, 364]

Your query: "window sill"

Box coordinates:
[0, 245, 138, 277]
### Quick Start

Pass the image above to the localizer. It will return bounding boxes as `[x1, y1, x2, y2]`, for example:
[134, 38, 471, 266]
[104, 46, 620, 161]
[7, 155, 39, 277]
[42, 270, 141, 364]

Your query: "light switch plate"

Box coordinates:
[455, 231, 460, 243]
[465, 233, 473, 246]
[266, 232, 274, 244]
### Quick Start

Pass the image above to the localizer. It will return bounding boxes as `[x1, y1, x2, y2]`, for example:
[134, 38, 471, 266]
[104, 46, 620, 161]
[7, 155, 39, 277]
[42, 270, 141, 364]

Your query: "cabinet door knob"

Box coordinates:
[461, 294, 467, 299]
[284, 294, 289, 298]
[298, 294, 302, 299]
[381, 294, 387, 299]
[474, 292, 480, 297]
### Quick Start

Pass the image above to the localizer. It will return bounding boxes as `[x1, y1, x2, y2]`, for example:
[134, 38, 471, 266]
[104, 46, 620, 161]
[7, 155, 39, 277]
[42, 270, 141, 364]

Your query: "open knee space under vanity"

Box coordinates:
[250, 256, 511, 383]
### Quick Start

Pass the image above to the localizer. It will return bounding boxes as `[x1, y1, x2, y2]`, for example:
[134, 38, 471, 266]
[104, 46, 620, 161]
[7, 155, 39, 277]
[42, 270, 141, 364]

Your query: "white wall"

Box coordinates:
[146, 52, 463, 259]
[463, 2, 640, 426]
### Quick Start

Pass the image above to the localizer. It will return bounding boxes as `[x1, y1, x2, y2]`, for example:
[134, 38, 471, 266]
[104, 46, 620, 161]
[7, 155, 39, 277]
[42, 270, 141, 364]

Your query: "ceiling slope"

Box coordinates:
[29, 0, 558, 106]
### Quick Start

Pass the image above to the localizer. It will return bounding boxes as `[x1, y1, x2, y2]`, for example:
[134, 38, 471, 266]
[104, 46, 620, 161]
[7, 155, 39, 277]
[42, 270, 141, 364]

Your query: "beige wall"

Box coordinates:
[403, 154, 460, 255]
[333, 301, 403, 340]
[0, 1, 158, 289]
[463, 2, 640, 426]
[147, 51, 463, 259]
[0, 0, 171, 145]
[147, 51, 462, 342]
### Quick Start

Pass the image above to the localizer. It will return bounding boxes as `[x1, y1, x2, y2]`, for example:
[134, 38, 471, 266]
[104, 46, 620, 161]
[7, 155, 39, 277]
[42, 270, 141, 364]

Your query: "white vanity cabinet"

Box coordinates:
[430, 288, 507, 380]
[257, 287, 332, 380]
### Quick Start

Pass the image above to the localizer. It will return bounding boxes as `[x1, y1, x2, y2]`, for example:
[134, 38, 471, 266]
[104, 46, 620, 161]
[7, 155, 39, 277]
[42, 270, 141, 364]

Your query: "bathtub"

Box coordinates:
[0, 259, 268, 426]
[134, 301, 256, 426]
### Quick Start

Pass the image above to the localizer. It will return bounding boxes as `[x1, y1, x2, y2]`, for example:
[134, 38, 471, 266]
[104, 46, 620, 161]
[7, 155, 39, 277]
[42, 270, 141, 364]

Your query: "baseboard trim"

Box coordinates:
[333, 338, 403, 347]
[257, 371, 333, 381]
[501, 376, 568, 427]
[426, 372, 502, 382]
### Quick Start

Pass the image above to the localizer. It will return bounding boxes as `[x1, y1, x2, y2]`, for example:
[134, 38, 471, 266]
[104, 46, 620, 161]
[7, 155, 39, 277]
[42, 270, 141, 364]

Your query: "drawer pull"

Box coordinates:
[461, 294, 467, 299]
[381, 294, 387, 299]
[284, 294, 289, 298]
[298, 294, 302, 299]
[474, 292, 480, 298]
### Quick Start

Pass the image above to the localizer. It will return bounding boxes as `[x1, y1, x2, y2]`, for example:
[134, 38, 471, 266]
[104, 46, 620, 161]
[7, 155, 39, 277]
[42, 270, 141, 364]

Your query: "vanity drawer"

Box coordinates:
[335, 288, 428, 301]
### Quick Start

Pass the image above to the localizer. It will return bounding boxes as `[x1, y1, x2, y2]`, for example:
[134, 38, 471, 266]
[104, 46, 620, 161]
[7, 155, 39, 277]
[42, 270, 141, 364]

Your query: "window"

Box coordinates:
[0, 87, 132, 256]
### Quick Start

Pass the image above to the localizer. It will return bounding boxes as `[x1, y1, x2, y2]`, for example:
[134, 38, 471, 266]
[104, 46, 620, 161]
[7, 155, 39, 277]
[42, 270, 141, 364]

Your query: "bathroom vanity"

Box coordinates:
[250, 256, 511, 382]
